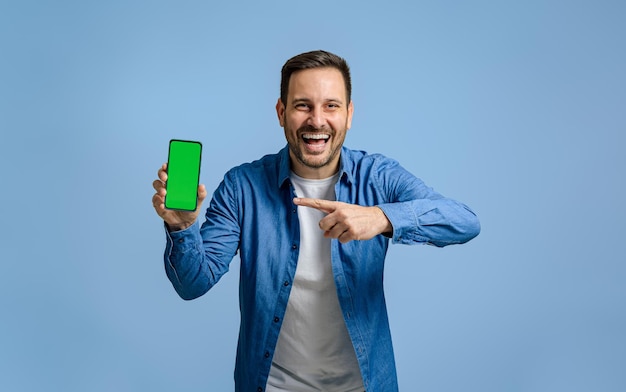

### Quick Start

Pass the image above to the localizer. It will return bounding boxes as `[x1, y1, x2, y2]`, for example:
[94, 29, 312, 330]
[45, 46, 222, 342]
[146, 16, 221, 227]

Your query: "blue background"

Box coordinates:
[1, 1, 625, 391]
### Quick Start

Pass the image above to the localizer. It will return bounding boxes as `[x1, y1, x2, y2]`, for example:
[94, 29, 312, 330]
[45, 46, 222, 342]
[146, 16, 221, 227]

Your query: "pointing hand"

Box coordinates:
[293, 198, 392, 243]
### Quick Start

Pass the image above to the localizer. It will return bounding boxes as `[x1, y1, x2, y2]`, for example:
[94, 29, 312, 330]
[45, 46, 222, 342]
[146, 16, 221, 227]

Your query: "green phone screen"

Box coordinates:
[165, 139, 202, 211]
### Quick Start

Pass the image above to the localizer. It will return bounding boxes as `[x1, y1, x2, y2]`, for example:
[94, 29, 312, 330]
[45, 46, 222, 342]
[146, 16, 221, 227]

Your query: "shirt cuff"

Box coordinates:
[377, 202, 430, 245]
[164, 221, 202, 253]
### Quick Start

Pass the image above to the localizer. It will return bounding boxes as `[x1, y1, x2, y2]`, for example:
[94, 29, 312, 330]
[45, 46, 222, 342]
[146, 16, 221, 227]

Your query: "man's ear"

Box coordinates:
[276, 98, 285, 127]
[346, 100, 354, 130]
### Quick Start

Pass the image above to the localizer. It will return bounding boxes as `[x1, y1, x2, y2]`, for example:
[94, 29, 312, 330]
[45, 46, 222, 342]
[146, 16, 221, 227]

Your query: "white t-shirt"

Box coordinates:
[266, 172, 364, 392]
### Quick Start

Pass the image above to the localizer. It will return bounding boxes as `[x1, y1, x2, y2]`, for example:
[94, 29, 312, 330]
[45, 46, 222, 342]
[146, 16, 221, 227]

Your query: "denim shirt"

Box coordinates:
[164, 146, 480, 392]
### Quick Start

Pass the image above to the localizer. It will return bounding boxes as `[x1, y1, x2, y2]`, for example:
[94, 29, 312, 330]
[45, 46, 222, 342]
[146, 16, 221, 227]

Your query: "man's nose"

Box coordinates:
[306, 108, 326, 129]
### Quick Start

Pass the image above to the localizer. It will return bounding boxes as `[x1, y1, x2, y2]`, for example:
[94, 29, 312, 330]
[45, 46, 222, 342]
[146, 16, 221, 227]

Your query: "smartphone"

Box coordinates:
[165, 139, 202, 211]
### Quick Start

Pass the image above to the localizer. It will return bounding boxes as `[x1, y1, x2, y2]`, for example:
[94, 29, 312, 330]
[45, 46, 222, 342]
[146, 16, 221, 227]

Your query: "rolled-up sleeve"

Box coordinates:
[373, 156, 480, 247]
[163, 172, 241, 300]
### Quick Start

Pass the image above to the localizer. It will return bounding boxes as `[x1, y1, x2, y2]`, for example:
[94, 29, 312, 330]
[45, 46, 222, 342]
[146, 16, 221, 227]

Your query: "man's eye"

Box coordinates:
[295, 103, 309, 110]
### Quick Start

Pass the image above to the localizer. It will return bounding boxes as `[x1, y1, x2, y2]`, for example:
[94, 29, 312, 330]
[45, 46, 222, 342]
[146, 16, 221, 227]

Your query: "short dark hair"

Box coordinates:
[280, 50, 352, 105]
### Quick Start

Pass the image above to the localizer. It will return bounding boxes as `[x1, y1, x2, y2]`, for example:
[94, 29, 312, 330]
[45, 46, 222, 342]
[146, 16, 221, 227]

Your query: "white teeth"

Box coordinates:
[302, 134, 330, 140]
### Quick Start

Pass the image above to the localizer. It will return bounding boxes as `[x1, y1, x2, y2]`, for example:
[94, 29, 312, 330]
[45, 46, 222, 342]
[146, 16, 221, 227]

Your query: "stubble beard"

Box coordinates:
[286, 124, 345, 170]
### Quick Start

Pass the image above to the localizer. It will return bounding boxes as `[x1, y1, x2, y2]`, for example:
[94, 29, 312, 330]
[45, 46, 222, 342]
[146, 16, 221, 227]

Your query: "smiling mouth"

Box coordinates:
[302, 133, 330, 146]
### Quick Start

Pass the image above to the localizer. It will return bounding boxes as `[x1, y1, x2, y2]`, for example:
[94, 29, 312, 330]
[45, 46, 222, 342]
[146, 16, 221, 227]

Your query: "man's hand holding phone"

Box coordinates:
[152, 162, 207, 231]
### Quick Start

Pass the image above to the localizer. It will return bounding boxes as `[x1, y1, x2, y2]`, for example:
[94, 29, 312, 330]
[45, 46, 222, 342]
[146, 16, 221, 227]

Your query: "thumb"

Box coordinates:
[198, 184, 208, 204]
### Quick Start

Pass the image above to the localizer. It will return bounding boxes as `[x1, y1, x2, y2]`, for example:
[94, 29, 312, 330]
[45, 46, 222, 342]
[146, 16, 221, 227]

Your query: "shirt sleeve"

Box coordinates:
[164, 171, 241, 300]
[373, 156, 480, 247]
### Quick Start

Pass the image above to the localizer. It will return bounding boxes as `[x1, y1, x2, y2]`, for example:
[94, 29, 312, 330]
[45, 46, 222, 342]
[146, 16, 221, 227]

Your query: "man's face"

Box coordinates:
[276, 67, 353, 179]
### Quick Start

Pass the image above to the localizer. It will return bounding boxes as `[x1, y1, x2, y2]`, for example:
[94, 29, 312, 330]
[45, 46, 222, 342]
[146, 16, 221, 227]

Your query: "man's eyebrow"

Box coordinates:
[291, 97, 344, 104]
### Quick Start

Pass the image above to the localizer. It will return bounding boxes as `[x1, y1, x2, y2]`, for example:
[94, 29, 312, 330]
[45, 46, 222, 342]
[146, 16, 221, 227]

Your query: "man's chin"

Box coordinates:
[289, 144, 339, 171]
[301, 156, 329, 169]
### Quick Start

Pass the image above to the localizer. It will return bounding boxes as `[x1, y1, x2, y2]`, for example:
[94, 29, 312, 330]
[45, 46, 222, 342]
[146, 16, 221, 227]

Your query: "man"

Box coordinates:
[152, 50, 480, 392]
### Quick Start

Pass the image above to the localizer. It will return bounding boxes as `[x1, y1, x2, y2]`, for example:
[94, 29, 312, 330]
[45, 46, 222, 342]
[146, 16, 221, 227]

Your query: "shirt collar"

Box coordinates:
[278, 146, 292, 188]
[338, 146, 355, 185]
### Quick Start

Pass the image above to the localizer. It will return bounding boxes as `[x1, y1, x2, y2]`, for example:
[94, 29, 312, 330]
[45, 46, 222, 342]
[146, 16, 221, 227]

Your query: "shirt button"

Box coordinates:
[283, 281, 290, 286]
[292, 208, 297, 213]
[274, 317, 280, 323]
[178, 238, 184, 243]
[292, 244, 297, 250]
[264, 351, 270, 358]
[257, 388, 263, 392]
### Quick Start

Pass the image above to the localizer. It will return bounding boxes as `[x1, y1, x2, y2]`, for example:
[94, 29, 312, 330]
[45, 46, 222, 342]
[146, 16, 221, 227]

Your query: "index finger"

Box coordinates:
[293, 197, 337, 213]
